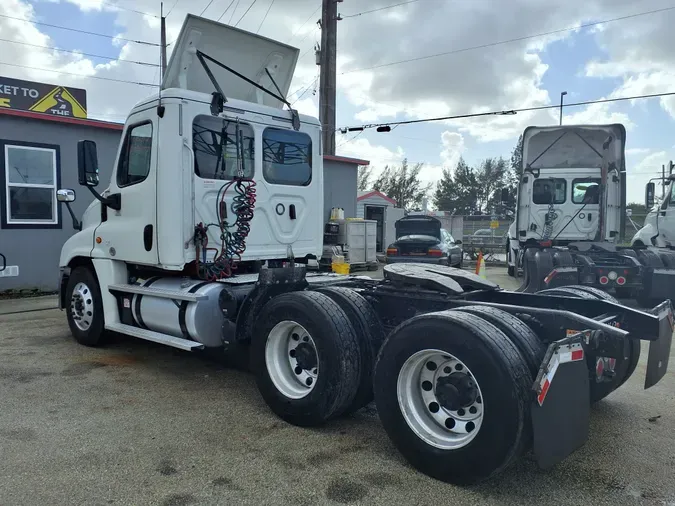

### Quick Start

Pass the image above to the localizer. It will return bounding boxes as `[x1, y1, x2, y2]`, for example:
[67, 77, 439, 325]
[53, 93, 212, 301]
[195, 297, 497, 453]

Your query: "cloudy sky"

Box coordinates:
[2, 0, 675, 204]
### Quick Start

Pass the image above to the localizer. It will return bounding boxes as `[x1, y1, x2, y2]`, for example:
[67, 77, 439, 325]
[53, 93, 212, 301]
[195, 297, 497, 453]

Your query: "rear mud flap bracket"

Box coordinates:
[531, 339, 590, 469]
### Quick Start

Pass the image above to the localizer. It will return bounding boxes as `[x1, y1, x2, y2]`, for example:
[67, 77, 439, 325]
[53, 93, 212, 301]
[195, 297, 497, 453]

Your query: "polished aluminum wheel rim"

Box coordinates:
[397, 349, 484, 450]
[265, 321, 318, 399]
[70, 282, 94, 331]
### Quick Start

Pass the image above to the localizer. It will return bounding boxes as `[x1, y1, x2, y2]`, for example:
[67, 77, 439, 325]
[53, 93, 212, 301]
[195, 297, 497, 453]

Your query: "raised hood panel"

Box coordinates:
[522, 124, 626, 171]
[162, 14, 299, 109]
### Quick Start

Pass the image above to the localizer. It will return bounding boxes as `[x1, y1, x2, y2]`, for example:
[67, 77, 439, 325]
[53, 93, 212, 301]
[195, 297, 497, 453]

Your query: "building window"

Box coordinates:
[192, 115, 254, 180]
[2, 142, 59, 227]
[572, 178, 601, 204]
[262, 127, 312, 186]
[117, 122, 153, 187]
[532, 178, 566, 205]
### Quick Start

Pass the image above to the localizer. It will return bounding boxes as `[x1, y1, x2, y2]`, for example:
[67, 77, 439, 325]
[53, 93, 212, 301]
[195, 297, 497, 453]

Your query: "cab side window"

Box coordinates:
[117, 122, 153, 187]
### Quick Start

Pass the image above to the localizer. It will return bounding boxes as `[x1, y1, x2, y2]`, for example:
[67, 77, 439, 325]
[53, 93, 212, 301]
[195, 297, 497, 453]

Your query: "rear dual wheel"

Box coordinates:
[251, 289, 381, 427]
[374, 310, 532, 485]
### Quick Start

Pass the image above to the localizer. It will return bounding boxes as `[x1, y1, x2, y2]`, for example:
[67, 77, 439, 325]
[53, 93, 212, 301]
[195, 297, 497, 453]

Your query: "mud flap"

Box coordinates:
[645, 300, 674, 389]
[531, 339, 590, 469]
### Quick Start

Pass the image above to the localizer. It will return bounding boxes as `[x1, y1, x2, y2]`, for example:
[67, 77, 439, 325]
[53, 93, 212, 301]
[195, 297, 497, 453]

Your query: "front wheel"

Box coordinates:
[65, 266, 106, 347]
[374, 310, 532, 485]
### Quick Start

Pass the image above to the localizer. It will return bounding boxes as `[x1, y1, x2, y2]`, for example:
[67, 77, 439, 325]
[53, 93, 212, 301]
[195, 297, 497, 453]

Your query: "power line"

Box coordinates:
[89, 0, 160, 18]
[287, 5, 321, 42]
[217, 0, 238, 22]
[199, 0, 217, 16]
[341, 5, 675, 75]
[256, 0, 275, 33]
[229, 0, 241, 24]
[0, 13, 160, 47]
[339, 90, 675, 131]
[341, 0, 420, 19]
[0, 38, 159, 67]
[166, 0, 182, 17]
[290, 75, 319, 105]
[0, 61, 159, 87]
[235, 0, 258, 27]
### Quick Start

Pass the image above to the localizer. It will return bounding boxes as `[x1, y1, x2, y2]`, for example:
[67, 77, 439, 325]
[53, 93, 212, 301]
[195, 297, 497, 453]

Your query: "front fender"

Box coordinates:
[632, 222, 661, 247]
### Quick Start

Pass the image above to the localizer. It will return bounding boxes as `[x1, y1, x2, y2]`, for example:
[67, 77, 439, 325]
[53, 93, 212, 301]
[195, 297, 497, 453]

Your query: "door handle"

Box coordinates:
[0, 253, 5, 272]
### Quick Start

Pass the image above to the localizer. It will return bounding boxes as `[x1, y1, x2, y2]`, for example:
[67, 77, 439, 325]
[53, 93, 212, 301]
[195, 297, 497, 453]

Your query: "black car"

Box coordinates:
[385, 215, 463, 267]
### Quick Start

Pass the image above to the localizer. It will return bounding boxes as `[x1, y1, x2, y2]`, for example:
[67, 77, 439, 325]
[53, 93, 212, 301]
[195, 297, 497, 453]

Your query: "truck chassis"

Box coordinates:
[514, 241, 675, 307]
[59, 261, 673, 485]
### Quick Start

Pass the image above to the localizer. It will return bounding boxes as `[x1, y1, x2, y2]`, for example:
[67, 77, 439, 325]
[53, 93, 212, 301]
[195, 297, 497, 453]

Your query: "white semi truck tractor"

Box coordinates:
[55, 15, 674, 485]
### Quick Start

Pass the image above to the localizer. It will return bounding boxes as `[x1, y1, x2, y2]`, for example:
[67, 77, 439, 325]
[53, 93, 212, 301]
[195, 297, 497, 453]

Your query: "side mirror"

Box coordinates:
[645, 182, 656, 208]
[56, 189, 76, 203]
[454, 239, 462, 246]
[77, 140, 99, 187]
[500, 188, 509, 203]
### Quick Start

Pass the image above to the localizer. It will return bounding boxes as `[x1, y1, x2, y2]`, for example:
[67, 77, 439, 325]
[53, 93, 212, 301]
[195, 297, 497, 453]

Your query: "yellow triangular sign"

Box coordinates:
[29, 86, 87, 118]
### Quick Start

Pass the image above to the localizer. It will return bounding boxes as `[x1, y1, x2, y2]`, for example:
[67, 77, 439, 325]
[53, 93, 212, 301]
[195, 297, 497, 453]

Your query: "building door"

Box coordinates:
[365, 205, 385, 252]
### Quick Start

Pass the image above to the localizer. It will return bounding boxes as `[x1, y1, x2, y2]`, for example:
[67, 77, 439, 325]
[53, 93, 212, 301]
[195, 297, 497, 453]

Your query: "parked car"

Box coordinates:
[385, 215, 463, 267]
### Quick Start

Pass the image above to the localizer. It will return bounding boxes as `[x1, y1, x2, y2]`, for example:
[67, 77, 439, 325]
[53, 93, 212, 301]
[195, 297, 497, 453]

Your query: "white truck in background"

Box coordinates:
[54, 15, 674, 486]
[505, 124, 675, 306]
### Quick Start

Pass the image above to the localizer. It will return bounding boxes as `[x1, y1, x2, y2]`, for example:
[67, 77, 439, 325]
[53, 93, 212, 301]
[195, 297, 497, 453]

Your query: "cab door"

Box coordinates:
[92, 110, 158, 265]
[658, 183, 675, 246]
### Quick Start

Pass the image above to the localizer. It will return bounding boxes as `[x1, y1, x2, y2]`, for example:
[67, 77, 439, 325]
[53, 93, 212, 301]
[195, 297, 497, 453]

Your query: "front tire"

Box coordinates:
[65, 266, 106, 347]
[373, 310, 531, 485]
[251, 291, 362, 427]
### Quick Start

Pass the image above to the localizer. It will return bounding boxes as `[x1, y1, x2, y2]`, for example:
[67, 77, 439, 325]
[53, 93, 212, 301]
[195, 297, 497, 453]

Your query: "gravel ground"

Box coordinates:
[0, 267, 674, 505]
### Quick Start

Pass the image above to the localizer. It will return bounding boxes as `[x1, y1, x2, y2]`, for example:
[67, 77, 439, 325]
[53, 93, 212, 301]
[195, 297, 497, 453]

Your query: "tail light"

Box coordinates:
[386, 247, 398, 256]
[616, 276, 626, 286]
[599, 276, 609, 285]
[428, 248, 443, 257]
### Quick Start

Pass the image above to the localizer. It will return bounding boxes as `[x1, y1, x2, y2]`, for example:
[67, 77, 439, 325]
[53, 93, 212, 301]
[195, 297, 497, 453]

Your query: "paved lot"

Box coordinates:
[1, 267, 674, 505]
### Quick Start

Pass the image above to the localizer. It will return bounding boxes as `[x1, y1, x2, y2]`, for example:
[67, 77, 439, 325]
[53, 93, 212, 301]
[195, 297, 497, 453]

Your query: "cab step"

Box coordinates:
[108, 283, 206, 302]
[105, 323, 205, 351]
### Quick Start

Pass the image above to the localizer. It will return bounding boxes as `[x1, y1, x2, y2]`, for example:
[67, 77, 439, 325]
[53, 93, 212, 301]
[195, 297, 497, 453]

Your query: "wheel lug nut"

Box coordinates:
[457, 408, 465, 416]
[305, 378, 313, 386]
[289, 349, 296, 357]
[294, 366, 302, 375]
[422, 381, 432, 391]
[428, 402, 439, 413]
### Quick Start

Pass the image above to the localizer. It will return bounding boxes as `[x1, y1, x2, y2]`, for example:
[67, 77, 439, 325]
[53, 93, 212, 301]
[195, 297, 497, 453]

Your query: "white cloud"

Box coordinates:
[440, 131, 464, 169]
[634, 151, 668, 174]
[336, 136, 404, 168]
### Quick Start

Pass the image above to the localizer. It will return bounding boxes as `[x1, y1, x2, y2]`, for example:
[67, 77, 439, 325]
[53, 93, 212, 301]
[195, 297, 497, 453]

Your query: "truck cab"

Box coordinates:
[59, 15, 322, 278]
[507, 124, 626, 272]
[631, 169, 675, 248]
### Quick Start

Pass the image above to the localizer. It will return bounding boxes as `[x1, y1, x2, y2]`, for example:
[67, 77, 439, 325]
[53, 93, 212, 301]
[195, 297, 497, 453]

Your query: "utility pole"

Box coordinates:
[559, 91, 567, 125]
[160, 3, 167, 80]
[663, 164, 666, 199]
[319, 0, 341, 155]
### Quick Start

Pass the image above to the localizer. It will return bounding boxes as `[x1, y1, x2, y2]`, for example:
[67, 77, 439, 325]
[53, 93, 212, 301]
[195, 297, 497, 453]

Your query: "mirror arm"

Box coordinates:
[63, 202, 82, 231]
[85, 186, 121, 211]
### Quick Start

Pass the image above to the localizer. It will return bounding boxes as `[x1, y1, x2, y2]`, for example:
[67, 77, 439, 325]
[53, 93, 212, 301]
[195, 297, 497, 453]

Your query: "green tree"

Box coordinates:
[433, 157, 478, 214]
[372, 158, 432, 211]
[357, 165, 372, 191]
[475, 157, 508, 213]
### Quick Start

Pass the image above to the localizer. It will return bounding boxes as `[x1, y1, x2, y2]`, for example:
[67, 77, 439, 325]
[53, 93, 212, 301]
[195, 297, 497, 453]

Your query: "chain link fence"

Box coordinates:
[431, 212, 651, 264]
